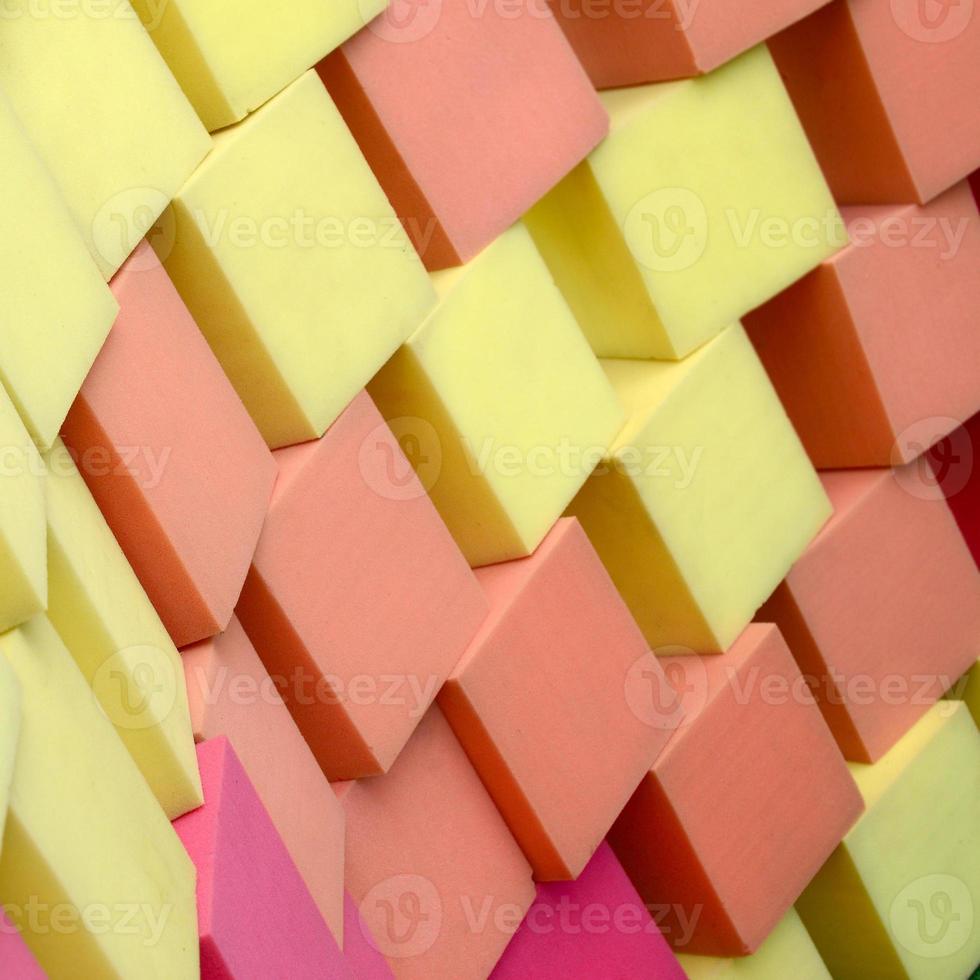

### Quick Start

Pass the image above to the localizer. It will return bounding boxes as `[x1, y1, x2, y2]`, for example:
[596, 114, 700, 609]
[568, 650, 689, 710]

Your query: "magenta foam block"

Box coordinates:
[0, 912, 46, 979]
[343, 892, 395, 980]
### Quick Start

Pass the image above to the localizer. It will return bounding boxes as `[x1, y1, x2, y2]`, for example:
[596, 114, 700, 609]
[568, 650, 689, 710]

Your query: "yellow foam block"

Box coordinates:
[130, 0, 387, 131]
[567, 324, 830, 652]
[368, 223, 625, 566]
[524, 45, 842, 360]
[0, 0, 211, 278]
[0, 657, 20, 854]
[43, 439, 203, 820]
[797, 702, 980, 979]
[949, 659, 979, 730]
[0, 92, 118, 450]
[0, 615, 197, 978]
[160, 70, 435, 449]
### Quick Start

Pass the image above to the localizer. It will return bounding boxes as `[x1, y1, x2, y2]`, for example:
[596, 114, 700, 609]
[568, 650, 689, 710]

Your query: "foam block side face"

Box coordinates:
[929, 410, 979, 567]
[0, 616, 197, 979]
[0, 657, 21, 852]
[343, 892, 396, 979]
[0, 911, 47, 980]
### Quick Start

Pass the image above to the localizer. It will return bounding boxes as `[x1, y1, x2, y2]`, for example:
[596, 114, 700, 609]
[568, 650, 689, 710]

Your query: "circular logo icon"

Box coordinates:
[359, 416, 442, 501]
[889, 874, 974, 959]
[891, 417, 973, 501]
[890, 0, 973, 42]
[625, 647, 709, 730]
[360, 875, 442, 958]
[91, 187, 176, 271]
[624, 187, 708, 273]
[362, 0, 443, 43]
[91, 645, 179, 731]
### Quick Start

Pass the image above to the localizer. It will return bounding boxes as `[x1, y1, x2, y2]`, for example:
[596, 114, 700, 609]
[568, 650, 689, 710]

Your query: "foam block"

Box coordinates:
[929, 409, 980, 567]
[567, 324, 830, 653]
[490, 842, 686, 978]
[0, 657, 20, 850]
[182, 616, 346, 942]
[0, 0, 210, 278]
[157, 70, 435, 449]
[797, 702, 980, 979]
[236, 391, 487, 779]
[609, 623, 863, 955]
[174, 738, 350, 979]
[0, 912, 46, 980]
[0, 616, 196, 978]
[524, 45, 842, 359]
[343, 892, 396, 980]
[317, 0, 607, 269]
[952, 660, 979, 729]
[336, 705, 535, 979]
[62, 241, 277, 648]
[368, 224, 624, 567]
[0, 90, 117, 450]
[440, 518, 674, 879]
[129, 0, 386, 130]
[759, 468, 980, 762]
[746, 182, 980, 467]
[44, 438, 202, 821]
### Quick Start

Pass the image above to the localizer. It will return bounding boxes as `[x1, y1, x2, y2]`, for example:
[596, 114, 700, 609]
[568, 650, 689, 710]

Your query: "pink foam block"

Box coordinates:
[759, 467, 980, 762]
[173, 738, 350, 979]
[609, 624, 863, 956]
[0, 912, 46, 978]
[236, 391, 488, 780]
[182, 616, 346, 943]
[335, 705, 535, 980]
[61, 240, 277, 647]
[316, 0, 607, 269]
[343, 893, 395, 980]
[930, 409, 980, 567]
[439, 518, 676, 880]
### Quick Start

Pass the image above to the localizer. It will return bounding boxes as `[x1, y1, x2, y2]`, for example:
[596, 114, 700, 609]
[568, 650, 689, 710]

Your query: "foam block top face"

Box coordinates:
[159, 69, 435, 449]
[0, 0, 211, 278]
[368, 223, 624, 567]
[174, 738, 351, 979]
[525, 44, 842, 360]
[61, 241, 278, 648]
[317, 0, 608, 269]
[0, 615, 197, 979]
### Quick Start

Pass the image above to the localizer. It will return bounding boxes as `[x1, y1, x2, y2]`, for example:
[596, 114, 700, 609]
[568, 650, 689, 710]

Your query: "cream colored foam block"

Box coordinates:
[160, 69, 434, 449]
[0, 615, 197, 979]
[797, 702, 980, 979]
[0, 657, 20, 853]
[950, 659, 980, 729]
[0, 0, 211, 278]
[525, 45, 842, 360]
[568, 324, 830, 652]
[368, 223, 624, 566]
[43, 439, 203, 820]
[0, 91, 117, 450]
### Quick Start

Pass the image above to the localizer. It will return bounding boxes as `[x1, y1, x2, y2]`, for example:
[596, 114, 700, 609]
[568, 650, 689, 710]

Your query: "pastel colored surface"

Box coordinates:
[158, 69, 435, 449]
[336, 705, 535, 980]
[440, 518, 674, 880]
[317, 0, 607, 268]
[759, 467, 980, 762]
[929, 409, 980, 567]
[174, 738, 350, 979]
[0, 0, 210, 278]
[567, 324, 831, 653]
[182, 616, 346, 942]
[769, 0, 980, 204]
[368, 224, 624, 567]
[0, 657, 20, 850]
[952, 660, 980, 729]
[0, 912, 46, 980]
[746, 182, 980, 467]
[490, 841, 686, 979]
[0, 90, 117, 450]
[609, 623, 863, 955]
[44, 438, 203, 821]
[343, 892, 396, 980]
[0, 616, 197, 979]
[797, 702, 980, 979]
[62, 240, 278, 648]
[524, 45, 842, 360]
[129, 0, 387, 130]
[236, 391, 488, 779]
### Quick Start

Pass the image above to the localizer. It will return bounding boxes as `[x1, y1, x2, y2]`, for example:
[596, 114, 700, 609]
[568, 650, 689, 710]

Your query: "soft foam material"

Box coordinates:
[237, 391, 488, 779]
[182, 616, 346, 942]
[930, 409, 979, 567]
[158, 70, 435, 448]
[568, 324, 830, 652]
[440, 518, 674, 879]
[0, 657, 20, 851]
[609, 624, 863, 955]
[525, 45, 842, 359]
[368, 224, 624, 567]
[0, 912, 46, 980]
[343, 892, 396, 980]
[952, 659, 980, 729]
[62, 241, 278, 648]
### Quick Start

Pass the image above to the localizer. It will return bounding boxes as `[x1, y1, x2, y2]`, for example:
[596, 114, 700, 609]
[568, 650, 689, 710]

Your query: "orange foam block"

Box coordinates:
[746, 182, 980, 467]
[62, 241, 277, 648]
[236, 391, 488, 780]
[439, 518, 675, 880]
[759, 468, 980, 763]
[182, 616, 346, 943]
[609, 624, 863, 956]
[929, 409, 980, 568]
[769, 0, 980, 204]
[336, 705, 535, 979]
[0, 912, 45, 979]
[343, 892, 395, 979]
[316, 0, 607, 268]
[174, 738, 350, 979]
